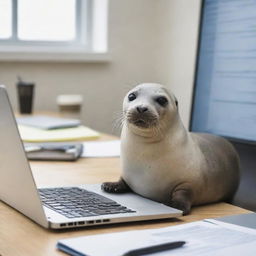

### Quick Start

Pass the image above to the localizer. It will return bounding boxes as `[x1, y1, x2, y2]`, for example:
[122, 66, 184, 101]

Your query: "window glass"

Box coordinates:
[0, 0, 12, 39]
[18, 0, 76, 41]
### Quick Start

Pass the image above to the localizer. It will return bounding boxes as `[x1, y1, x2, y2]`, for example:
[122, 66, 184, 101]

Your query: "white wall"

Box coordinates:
[156, 0, 201, 128]
[0, 0, 201, 135]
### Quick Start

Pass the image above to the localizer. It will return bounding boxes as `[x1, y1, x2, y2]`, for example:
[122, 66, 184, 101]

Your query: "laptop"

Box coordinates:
[0, 85, 182, 229]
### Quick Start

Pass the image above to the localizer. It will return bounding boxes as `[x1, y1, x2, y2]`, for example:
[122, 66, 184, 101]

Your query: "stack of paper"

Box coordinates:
[82, 140, 120, 157]
[57, 219, 256, 256]
[18, 125, 100, 142]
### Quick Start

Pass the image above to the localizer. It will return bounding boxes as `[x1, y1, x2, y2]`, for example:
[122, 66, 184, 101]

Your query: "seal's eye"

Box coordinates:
[156, 96, 168, 107]
[128, 93, 136, 101]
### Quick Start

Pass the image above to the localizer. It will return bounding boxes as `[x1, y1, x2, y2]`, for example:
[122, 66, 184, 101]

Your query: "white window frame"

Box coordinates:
[0, 0, 109, 62]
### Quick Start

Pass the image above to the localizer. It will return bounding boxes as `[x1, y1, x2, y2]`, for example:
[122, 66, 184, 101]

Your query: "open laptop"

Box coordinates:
[0, 85, 182, 229]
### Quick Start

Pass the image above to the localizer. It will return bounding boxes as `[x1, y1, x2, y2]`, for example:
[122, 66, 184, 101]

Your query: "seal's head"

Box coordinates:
[123, 83, 178, 136]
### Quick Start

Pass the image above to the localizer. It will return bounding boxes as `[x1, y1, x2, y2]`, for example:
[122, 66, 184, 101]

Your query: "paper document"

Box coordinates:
[82, 140, 120, 157]
[18, 125, 100, 142]
[57, 219, 256, 256]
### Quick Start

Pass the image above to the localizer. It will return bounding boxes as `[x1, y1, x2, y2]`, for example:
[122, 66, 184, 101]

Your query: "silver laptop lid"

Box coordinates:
[0, 85, 48, 228]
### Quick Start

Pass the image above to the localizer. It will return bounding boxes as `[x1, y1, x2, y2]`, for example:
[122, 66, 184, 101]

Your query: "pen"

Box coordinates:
[122, 240, 186, 256]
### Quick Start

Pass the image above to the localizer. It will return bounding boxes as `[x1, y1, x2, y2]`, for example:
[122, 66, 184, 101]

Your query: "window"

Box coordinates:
[0, 0, 12, 39]
[0, 0, 108, 61]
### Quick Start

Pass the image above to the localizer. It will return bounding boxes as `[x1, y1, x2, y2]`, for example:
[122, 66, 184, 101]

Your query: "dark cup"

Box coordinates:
[17, 81, 35, 114]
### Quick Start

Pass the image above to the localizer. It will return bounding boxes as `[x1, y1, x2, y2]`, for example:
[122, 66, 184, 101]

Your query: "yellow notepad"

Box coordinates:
[18, 125, 100, 142]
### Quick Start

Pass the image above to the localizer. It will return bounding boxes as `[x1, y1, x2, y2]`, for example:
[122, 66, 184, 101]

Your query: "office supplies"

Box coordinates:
[24, 143, 83, 161]
[82, 140, 120, 157]
[57, 220, 256, 256]
[16, 77, 35, 114]
[122, 241, 186, 256]
[18, 124, 100, 142]
[0, 85, 182, 230]
[16, 115, 81, 130]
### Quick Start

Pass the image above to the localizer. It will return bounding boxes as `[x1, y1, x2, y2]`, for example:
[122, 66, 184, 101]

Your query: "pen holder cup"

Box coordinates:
[17, 82, 35, 114]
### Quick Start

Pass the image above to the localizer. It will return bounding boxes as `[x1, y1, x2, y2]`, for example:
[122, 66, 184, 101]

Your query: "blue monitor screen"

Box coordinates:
[191, 0, 256, 142]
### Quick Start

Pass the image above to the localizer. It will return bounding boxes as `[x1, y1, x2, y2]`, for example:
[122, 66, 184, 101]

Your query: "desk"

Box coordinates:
[0, 134, 251, 256]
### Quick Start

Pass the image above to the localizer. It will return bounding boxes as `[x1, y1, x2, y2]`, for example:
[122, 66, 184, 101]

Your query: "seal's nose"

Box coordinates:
[137, 106, 148, 113]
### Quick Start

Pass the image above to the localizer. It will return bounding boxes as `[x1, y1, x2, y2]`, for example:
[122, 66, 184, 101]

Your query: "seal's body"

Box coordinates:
[102, 83, 240, 214]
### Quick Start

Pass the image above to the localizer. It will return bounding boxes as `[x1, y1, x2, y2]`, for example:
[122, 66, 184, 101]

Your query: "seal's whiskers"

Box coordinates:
[112, 112, 125, 133]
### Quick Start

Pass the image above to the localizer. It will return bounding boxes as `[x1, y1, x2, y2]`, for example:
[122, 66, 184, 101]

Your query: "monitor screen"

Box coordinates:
[190, 0, 256, 142]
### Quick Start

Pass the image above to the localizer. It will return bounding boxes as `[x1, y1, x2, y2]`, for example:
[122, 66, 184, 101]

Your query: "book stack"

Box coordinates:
[17, 115, 100, 161]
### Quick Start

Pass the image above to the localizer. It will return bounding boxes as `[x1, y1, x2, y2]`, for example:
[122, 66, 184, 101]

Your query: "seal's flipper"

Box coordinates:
[169, 187, 193, 215]
[101, 177, 131, 193]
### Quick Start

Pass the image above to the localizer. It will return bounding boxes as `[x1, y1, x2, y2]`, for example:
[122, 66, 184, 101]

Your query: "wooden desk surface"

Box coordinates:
[0, 134, 251, 256]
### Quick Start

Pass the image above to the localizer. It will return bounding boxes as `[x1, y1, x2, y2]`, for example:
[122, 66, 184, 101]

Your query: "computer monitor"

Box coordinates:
[190, 0, 256, 211]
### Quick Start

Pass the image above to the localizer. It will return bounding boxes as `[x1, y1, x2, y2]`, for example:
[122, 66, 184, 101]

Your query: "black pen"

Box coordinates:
[122, 241, 186, 256]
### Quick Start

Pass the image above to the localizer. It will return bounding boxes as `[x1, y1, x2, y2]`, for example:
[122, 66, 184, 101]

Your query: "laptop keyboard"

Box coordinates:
[38, 187, 136, 218]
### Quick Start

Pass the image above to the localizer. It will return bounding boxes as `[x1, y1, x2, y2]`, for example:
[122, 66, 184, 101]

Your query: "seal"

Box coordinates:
[102, 83, 240, 215]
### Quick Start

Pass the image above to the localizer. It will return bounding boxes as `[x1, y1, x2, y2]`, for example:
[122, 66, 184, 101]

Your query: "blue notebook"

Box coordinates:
[17, 115, 81, 130]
